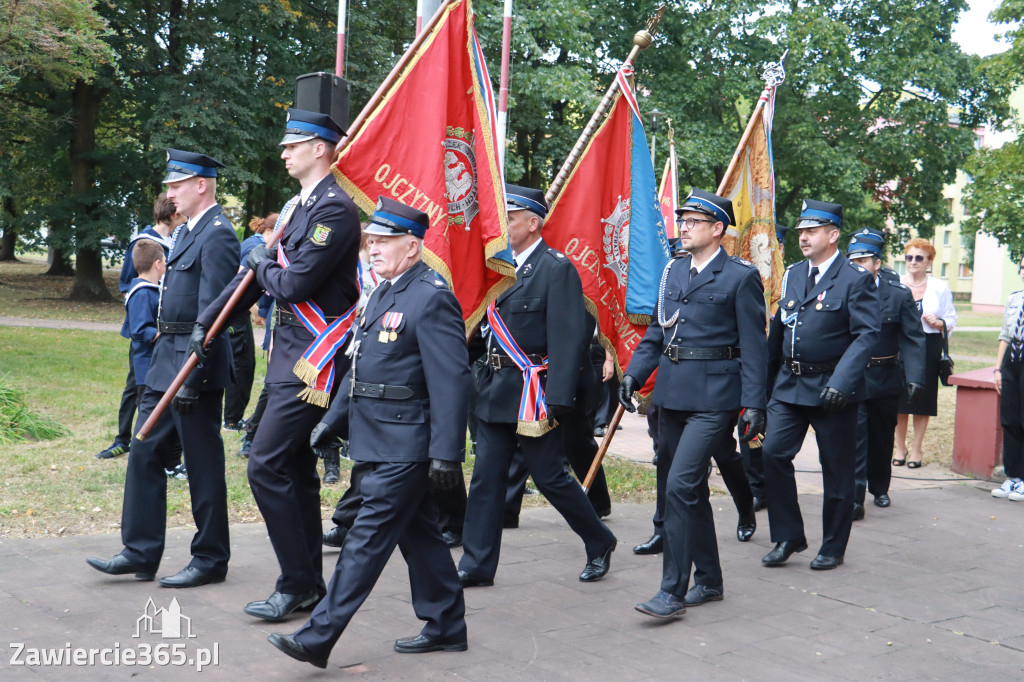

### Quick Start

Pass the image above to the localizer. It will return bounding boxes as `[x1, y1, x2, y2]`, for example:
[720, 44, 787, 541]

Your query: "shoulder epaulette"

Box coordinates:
[886, 279, 909, 290]
[421, 269, 450, 289]
[545, 248, 567, 261]
[730, 255, 755, 268]
[847, 261, 868, 274]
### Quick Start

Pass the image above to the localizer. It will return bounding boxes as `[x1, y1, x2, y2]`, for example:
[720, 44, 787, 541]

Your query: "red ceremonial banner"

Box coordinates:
[332, 0, 514, 330]
[543, 91, 656, 394]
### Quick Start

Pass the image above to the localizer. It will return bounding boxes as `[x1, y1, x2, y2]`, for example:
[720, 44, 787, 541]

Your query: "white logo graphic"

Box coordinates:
[602, 196, 631, 287]
[135, 597, 195, 639]
[443, 127, 479, 238]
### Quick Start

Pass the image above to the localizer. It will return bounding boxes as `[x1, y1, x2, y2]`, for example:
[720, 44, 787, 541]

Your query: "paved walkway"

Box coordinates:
[2, 480, 1022, 680]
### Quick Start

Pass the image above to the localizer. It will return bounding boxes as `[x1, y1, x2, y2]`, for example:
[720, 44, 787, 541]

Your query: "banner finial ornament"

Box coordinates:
[762, 49, 788, 89]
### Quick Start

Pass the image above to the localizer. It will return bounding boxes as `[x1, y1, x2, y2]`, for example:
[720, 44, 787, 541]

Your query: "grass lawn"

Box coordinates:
[0, 325, 654, 537]
[953, 301, 1001, 328]
[0, 259, 124, 324]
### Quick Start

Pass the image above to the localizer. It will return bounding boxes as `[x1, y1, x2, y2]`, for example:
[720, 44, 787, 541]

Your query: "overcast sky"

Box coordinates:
[954, 0, 1014, 56]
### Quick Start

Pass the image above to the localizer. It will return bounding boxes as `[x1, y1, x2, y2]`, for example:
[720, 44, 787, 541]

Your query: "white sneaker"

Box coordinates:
[993, 480, 1015, 498]
[1009, 481, 1024, 502]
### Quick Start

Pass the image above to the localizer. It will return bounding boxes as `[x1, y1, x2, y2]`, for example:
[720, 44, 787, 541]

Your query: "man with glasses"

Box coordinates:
[760, 200, 880, 571]
[619, 188, 768, 618]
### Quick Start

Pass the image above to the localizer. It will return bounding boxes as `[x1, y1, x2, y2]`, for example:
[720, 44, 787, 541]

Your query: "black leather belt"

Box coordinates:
[489, 352, 544, 370]
[868, 355, 899, 368]
[663, 345, 740, 362]
[785, 358, 840, 376]
[276, 308, 342, 329]
[158, 320, 195, 334]
[351, 381, 428, 400]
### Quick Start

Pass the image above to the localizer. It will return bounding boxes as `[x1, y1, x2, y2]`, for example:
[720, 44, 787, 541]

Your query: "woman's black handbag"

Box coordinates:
[938, 320, 954, 386]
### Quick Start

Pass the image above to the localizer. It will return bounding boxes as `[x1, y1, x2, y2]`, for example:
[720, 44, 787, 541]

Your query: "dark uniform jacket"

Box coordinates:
[627, 249, 769, 412]
[768, 253, 880, 406]
[864, 270, 926, 399]
[199, 174, 361, 385]
[474, 238, 589, 423]
[123, 278, 160, 386]
[320, 260, 470, 463]
[147, 204, 239, 392]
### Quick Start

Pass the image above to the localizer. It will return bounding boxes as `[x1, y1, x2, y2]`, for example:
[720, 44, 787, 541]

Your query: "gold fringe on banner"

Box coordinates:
[517, 418, 557, 438]
[292, 358, 321, 387]
[297, 386, 330, 408]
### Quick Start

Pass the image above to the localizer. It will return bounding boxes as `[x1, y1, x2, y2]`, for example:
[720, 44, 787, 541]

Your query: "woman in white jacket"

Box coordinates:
[894, 238, 957, 468]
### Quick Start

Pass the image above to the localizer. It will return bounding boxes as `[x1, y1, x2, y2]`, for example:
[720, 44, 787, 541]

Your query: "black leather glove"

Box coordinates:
[819, 386, 850, 414]
[187, 323, 210, 367]
[309, 421, 338, 451]
[546, 404, 571, 427]
[618, 375, 639, 413]
[429, 459, 462, 491]
[246, 244, 277, 271]
[738, 408, 766, 443]
[172, 384, 199, 416]
[905, 382, 923, 404]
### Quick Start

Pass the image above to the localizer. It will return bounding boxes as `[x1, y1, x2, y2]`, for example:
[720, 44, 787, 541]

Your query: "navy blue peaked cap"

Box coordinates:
[280, 109, 345, 145]
[366, 196, 430, 239]
[677, 187, 735, 227]
[775, 223, 789, 242]
[797, 199, 843, 229]
[506, 184, 548, 218]
[847, 227, 885, 259]
[163, 149, 225, 184]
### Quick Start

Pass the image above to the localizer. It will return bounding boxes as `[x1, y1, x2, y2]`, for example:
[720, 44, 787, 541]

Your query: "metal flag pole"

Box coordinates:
[496, 0, 514, 166]
[335, 0, 348, 77]
[546, 5, 666, 204]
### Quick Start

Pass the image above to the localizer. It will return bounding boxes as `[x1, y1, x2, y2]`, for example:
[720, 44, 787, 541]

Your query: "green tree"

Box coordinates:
[962, 0, 1024, 258]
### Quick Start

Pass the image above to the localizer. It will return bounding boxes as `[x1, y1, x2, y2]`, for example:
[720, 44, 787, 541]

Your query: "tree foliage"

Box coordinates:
[962, 0, 1024, 259]
[0, 0, 1012, 294]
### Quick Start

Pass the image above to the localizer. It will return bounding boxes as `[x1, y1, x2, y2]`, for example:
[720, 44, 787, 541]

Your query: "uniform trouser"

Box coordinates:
[223, 322, 255, 425]
[116, 350, 137, 444]
[656, 409, 736, 596]
[1001, 355, 1024, 479]
[460, 420, 616, 580]
[121, 387, 229, 574]
[295, 461, 466, 656]
[854, 393, 899, 505]
[243, 382, 270, 441]
[650, 415, 751, 535]
[247, 383, 327, 595]
[331, 461, 467, 534]
[503, 405, 612, 519]
[763, 398, 859, 557]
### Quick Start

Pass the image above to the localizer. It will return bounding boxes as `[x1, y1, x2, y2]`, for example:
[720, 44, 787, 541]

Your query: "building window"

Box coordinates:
[941, 263, 948, 278]
[892, 261, 907, 276]
[946, 198, 954, 214]
[943, 231, 951, 246]
[960, 234, 968, 247]
[959, 264, 972, 279]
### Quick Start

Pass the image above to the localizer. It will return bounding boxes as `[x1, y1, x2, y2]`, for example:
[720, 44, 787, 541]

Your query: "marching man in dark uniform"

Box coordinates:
[87, 149, 239, 587]
[196, 106, 361, 620]
[458, 184, 617, 587]
[619, 188, 768, 618]
[268, 198, 469, 668]
[761, 200, 880, 570]
[846, 229, 925, 518]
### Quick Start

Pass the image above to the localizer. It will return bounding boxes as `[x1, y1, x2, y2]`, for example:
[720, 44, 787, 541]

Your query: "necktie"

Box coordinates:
[1014, 304, 1024, 341]
[689, 267, 698, 282]
[806, 266, 819, 298]
[368, 280, 392, 319]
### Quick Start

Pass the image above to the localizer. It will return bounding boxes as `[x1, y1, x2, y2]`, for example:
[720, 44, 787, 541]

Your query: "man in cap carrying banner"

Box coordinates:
[458, 183, 617, 587]
[88, 149, 239, 587]
[619, 188, 768, 618]
[269, 197, 470, 667]
[195, 99, 362, 619]
[761, 200, 880, 571]
[845, 228, 925, 519]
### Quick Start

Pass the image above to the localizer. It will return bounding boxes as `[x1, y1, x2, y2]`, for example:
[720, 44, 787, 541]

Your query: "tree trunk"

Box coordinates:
[69, 78, 111, 302]
[46, 247, 74, 276]
[0, 196, 17, 261]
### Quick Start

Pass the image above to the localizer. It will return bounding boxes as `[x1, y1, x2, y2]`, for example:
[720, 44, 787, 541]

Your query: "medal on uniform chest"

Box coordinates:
[381, 312, 403, 343]
[815, 291, 826, 311]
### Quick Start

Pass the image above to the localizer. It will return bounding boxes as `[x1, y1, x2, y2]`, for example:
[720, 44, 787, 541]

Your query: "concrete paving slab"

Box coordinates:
[3, 483, 1024, 679]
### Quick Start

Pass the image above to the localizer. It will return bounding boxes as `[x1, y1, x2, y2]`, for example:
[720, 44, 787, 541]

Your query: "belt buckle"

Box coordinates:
[490, 354, 504, 371]
[377, 384, 387, 399]
[724, 347, 733, 360]
[791, 361, 801, 376]
[667, 345, 679, 362]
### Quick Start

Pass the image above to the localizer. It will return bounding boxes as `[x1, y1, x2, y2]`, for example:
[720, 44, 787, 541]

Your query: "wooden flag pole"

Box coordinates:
[546, 5, 666, 204]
